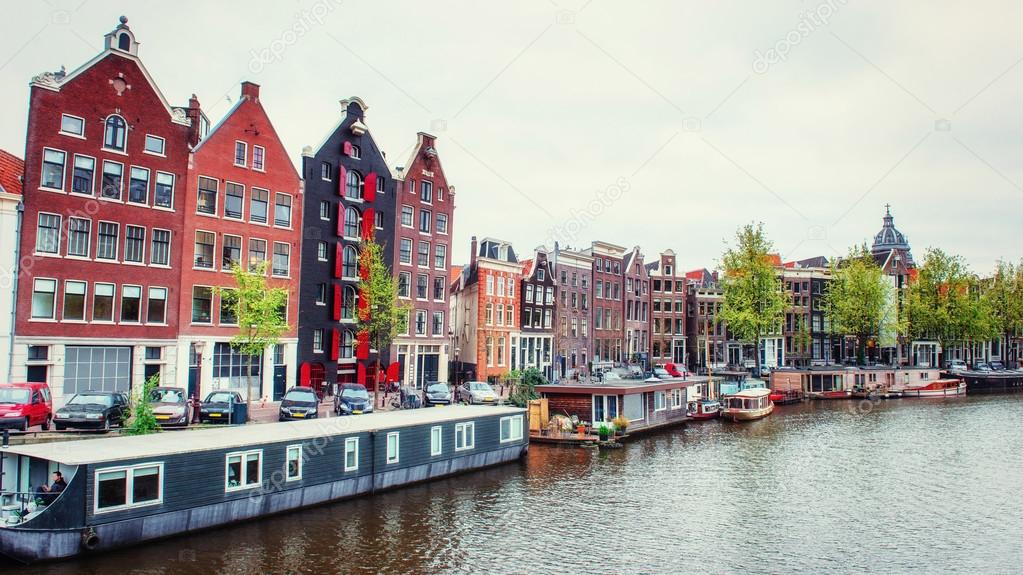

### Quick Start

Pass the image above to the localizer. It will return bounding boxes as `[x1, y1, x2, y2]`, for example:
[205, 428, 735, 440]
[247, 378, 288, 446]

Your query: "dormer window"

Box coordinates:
[104, 115, 126, 151]
[350, 145, 361, 159]
[118, 33, 131, 51]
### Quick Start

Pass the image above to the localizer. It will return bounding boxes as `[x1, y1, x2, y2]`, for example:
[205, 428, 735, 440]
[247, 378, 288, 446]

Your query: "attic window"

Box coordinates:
[118, 33, 131, 51]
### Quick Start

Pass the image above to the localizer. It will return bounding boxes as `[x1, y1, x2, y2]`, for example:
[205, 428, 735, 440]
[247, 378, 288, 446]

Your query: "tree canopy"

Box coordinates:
[824, 245, 895, 361]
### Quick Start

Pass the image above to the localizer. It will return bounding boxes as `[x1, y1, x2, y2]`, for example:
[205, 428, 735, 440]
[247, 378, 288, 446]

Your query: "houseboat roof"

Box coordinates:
[0, 405, 525, 466]
[727, 388, 771, 398]
[537, 377, 707, 394]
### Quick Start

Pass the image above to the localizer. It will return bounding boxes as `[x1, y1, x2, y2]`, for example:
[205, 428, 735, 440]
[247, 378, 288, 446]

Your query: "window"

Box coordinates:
[224, 183, 244, 219]
[497, 337, 505, 365]
[399, 238, 412, 264]
[416, 274, 428, 299]
[343, 206, 360, 237]
[342, 245, 357, 278]
[485, 304, 493, 325]
[344, 437, 359, 471]
[654, 391, 666, 411]
[150, 229, 171, 266]
[485, 336, 493, 365]
[41, 149, 66, 190]
[506, 305, 513, 326]
[223, 235, 242, 270]
[94, 463, 163, 513]
[252, 145, 265, 171]
[274, 193, 292, 227]
[63, 280, 86, 321]
[67, 217, 90, 257]
[417, 241, 430, 267]
[341, 330, 354, 359]
[415, 310, 427, 335]
[197, 176, 217, 214]
[508, 279, 515, 298]
[144, 134, 165, 155]
[225, 450, 262, 491]
[154, 172, 174, 208]
[434, 244, 447, 269]
[60, 114, 84, 136]
[486, 276, 494, 295]
[386, 432, 400, 464]
[31, 278, 56, 319]
[436, 213, 448, 234]
[315, 283, 328, 306]
[93, 283, 114, 322]
[318, 200, 330, 221]
[500, 415, 524, 442]
[320, 162, 331, 180]
[312, 329, 324, 352]
[100, 161, 123, 200]
[286, 445, 303, 481]
[421, 180, 433, 203]
[398, 272, 411, 298]
[497, 304, 505, 326]
[248, 239, 266, 271]
[374, 210, 383, 229]
[401, 205, 414, 227]
[220, 288, 237, 325]
[147, 287, 167, 324]
[349, 144, 361, 159]
[272, 242, 291, 277]
[35, 213, 61, 254]
[419, 210, 432, 233]
[192, 286, 213, 323]
[127, 166, 149, 204]
[234, 141, 247, 167]
[455, 422, 475, 451]
[432, 311, 443, 335]
[341, 286, 356, 320]
[120, 285, 141, 323]
[433, 277, 444, 300]
[104, 115, 126, 151]
[194, 231, 215, 269]
[71, 155, 95, 195]
[345, 170, 362, 199]
[124, 225, 145, 263]
[430, 426, 442, 456]
[317, 241, 329, 262]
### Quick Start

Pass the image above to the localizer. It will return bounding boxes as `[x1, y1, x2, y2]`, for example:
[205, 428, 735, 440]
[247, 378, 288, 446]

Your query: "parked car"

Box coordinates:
[335, 384, 373, 415]
[423, 382, 453, 406]
[199, 391, 244, 424]
[973, 362, 993, 371]
[279, 386, 320, 421]
[0, 382, 53, 431]
[945, 359, 968, 372]
[53, 391, 129, 431]
[989, 361, 1006, 371]
[458, 381, 498, 404]
[150, 386, 190, 427]
[652, 367, 672, 379]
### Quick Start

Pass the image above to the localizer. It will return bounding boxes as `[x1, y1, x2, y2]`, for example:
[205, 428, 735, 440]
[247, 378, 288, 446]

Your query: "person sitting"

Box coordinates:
[36, 471, 67, 506]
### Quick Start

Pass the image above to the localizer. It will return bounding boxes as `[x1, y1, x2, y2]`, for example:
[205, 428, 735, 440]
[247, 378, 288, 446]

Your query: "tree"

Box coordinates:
[824, 245, 895, 364]
[718, 223, 788, 376]
[125, 373, 160, 436]
[218, 261, 290, 412]
[506, 368, 544, 407]
[982, 260, 1023, 364]
[356, 241, 410, 406]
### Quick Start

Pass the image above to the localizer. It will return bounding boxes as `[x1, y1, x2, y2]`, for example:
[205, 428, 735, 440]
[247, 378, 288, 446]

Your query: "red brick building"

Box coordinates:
[13, 18, 204, 403]
[623, 246, 650, 366]
[179, 82, 302, 401]
[647, 249, 687, 366]
[585, 241, 626, 366]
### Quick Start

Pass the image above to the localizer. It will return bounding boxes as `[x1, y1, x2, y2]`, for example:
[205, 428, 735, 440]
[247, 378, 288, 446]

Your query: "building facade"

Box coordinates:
[177, 82, 301, 402]
[586, 241, 626, 366]
[296, 98, 395, 395]
[647, 249, 687, 367]
[781, 257, 835, 368]
[623, 246, 650, 367]
[391, 133, 454, 388]
[516, 247, 555, 379]
[552, 245, 592, 380]
[0, 150, 24, 384]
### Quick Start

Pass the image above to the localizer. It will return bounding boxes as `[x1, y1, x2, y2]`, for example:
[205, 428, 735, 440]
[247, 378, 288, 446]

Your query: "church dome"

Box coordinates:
[871, 205, 913, 264]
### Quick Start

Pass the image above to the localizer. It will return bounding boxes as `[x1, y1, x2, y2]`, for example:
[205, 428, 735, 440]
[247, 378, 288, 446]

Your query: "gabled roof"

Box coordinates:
[0, 149, 24, 195]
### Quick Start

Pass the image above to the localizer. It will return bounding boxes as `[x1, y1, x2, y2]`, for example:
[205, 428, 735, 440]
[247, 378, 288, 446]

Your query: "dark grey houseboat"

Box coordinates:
[0, 405, 527, 563]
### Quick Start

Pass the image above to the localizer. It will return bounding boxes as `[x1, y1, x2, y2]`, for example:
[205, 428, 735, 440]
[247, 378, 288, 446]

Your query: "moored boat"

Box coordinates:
[721, 388, 774, 422]
[769, 390, 802, 404]
[901, 378, 966, 398]
[687, 399, 721, 420]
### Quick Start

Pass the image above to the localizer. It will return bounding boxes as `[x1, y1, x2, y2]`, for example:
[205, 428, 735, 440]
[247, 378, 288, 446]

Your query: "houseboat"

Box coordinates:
[687, 399, 721, 420]
[721, 388, 774, 421]
[954, 370, 1023, 394]
[901, 378, 966, 397]
[771, 366, 960, 400]
[0, 405, 527, 563]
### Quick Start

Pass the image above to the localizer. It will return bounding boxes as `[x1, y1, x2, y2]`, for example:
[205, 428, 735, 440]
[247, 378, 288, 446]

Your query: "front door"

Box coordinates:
[187, 366, 199, 400]
[273, 366, 286, 400]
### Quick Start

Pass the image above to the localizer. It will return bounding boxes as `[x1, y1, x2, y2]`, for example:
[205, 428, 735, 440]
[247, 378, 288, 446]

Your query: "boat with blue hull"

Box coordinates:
[0, 405, 528, 563]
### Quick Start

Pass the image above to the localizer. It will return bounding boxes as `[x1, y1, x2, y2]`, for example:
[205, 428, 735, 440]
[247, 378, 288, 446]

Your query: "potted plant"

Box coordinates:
[612, 415, 629, 436]
[597, 424, 611, 442]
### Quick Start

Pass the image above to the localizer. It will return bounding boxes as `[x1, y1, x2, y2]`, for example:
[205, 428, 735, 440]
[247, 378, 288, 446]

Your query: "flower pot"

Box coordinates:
[576, 424, 586, 436]
[598, 433, 610, 442]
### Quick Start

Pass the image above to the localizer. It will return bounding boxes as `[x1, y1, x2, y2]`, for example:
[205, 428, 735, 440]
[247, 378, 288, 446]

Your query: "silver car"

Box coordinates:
[458, 381, 498, 404]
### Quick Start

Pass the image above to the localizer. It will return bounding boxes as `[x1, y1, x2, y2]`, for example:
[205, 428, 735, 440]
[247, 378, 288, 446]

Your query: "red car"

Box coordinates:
[0, 382, 53, 431]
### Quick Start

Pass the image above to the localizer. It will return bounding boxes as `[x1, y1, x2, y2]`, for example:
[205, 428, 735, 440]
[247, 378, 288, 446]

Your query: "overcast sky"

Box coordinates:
[2, 0, 1021, 274]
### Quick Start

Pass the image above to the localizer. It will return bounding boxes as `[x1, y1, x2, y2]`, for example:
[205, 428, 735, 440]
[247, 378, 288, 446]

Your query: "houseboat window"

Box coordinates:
[670, 389, 683, 409]
[593, 395, 618, 424]
[654, 391, 666, 411]
[386, 432, 400, 464]
[95, 463, 163, 513]
[500, 415, 523, 443]
[344, 438, 359, 471]
[226, 450, 262, 491]
[430, 426, 442, 456]
[623, 394, 645, 422]
[455, 422, 475, 451]
[286, 445, 303, 481]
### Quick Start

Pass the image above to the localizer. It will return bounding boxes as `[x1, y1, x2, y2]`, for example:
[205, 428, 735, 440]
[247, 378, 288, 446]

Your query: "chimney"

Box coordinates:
[470, 236, 478, 268]
[240, 81, 260, 101]
[186, 93, 203, 148]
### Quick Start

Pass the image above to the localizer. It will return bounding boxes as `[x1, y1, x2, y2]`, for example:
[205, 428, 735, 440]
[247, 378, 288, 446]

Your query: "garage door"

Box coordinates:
[64, 346, 132, 395]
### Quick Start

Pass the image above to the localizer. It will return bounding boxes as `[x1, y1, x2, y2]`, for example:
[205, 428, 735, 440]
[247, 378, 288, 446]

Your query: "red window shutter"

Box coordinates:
[361, 207, 375, 240]
[356, 362, 366, 385]
[299, 362, 311, 387]
[363, 172, 377, 202]
[334, 243, 343, 278]
[332, 284, 342, 321]
[337, 164, 347, 196]
[343, 141, 353, 157]
[329, 329, 340, 361]
[356, 330, 370, 360]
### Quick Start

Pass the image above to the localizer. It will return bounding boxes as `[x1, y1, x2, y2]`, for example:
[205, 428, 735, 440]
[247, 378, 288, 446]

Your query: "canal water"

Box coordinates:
[6, 395, 1022, 574]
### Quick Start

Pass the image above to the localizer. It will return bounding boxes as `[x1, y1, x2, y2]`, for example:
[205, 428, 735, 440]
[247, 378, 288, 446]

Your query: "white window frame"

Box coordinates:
[285, 444, 303, 482]
[654, 390, 667, 412]
[143, 134, 166, 156]
[252, 145, 266, 171]
[455, 422, 475, 451]
[40, 147, 67, 191]
[225, 449, 263, 492]
[430, 426, 442, 456]
[344, 437, 359, 472]
[234, 140, 248, 167]
[93, 462, 165, 514]
[59, 113, 85, 137]
[500, 415, 524, 443]
[30, 277, 57, 320]
[386, 432, 400, 464]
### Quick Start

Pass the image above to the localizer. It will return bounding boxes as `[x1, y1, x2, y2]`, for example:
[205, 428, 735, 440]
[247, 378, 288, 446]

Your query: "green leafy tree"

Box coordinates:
[506, 368, 545, 407]
[982, 260, 1023, 363]
[718, 223, 788, 376]
[824, 245, 895, 363]
[125, 374, 160, 436]
[356, 241, 410, 405]
[218, 261, 290, 412]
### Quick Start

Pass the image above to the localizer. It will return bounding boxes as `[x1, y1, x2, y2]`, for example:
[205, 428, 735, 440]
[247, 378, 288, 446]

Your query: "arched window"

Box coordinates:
[342, 286, 357, 320]
[118, 33, 131, 51]
[345, 170, 362, 199]
[342, 245, 358, 278]
[104, 115, 127, 151]
[343, 206, 360, 238]
[340, 330, 354, 359]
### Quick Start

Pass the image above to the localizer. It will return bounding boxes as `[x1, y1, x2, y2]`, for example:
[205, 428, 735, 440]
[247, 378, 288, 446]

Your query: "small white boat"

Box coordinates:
[901, 378, 966, 397]
[721, 388, 774, 421]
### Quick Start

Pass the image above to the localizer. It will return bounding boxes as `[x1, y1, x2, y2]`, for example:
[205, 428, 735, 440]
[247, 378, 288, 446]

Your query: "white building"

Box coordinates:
[0, 150, 23, 384]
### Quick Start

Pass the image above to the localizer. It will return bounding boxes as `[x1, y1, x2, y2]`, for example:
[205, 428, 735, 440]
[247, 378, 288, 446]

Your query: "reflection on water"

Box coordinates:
[7, 395, 1023, 574]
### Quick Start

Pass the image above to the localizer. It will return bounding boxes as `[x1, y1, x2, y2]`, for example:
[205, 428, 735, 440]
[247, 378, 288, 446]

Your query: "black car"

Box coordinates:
[53, 391, 129, 431]
[199, 391, 244, 424]
[989, 361, 1006, 371]
[279, 387, 320, 421]
[335, 384, 373, 415]
[423, 382, 452, 406]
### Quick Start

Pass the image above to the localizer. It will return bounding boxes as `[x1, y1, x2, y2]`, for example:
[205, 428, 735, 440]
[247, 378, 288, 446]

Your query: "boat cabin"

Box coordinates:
[771, 366, 952, 398]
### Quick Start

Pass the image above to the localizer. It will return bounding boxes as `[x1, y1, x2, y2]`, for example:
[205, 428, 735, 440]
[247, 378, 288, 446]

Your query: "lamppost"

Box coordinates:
[190, 340, 206, 423]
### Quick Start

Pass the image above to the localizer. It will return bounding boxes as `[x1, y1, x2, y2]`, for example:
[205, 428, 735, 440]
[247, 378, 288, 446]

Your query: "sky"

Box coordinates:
[1, 0, 1021, 274]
